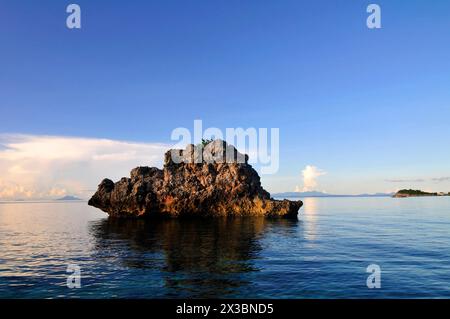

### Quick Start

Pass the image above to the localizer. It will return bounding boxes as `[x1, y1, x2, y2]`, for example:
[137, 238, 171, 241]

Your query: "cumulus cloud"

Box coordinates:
[0, 134, 170, 200]
[295, 165, 326, 192]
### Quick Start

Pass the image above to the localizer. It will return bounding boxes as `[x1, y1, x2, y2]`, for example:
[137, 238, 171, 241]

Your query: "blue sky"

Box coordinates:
[1, 0, 450, 198]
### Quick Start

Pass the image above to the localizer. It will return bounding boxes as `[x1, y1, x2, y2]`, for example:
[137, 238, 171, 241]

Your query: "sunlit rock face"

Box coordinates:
[88, 140, 302, 218]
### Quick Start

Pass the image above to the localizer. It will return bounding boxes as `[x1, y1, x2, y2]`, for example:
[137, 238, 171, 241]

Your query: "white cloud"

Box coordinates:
[295, 165, 326, 192]
[0, 134, 170, 200]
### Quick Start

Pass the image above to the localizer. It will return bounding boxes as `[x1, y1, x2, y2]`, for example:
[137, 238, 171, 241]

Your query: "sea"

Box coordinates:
[1, 196, 449, 298]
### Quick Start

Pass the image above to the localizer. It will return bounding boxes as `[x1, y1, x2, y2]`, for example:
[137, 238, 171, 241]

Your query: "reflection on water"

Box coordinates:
[302, 198, 318, 241]
[2, 198, 450, 298]
[89, 217, 298, 298]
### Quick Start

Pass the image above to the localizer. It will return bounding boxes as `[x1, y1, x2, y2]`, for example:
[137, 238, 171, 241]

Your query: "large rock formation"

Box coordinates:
[88, 140, 302, 218]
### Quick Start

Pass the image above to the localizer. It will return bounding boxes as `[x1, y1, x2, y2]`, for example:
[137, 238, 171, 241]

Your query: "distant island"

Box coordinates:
[57, 195, 83, 201]
[393, 189, 450, 198]
[273, 191, 393, 198]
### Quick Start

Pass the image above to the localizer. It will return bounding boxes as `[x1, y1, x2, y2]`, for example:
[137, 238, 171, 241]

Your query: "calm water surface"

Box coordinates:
[1, 197, 449, 298]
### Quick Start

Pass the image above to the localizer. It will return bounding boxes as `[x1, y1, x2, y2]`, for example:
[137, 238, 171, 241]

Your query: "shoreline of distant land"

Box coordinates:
[0, 201, 88, 205]
[0, 196, 86, 204]
[273, 191, 394, 198]
[56, 195, 83, 201]
[3, 190, 450, 203]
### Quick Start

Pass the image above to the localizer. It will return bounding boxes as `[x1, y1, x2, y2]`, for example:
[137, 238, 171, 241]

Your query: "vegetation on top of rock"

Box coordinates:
[200, 138, 213, 147]
[396, 189, 437, 196]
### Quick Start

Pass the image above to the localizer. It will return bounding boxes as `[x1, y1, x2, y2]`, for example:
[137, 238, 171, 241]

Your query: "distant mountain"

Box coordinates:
[272, 191, 394, 198]
[358, 193, 396, 197]
[274, 191, 329, 197]
[56, 195, 82, 201]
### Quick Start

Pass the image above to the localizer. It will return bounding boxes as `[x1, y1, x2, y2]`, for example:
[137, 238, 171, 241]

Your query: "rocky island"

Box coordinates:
[88, 140, 302, 218]
[393, 189, 450, 198]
